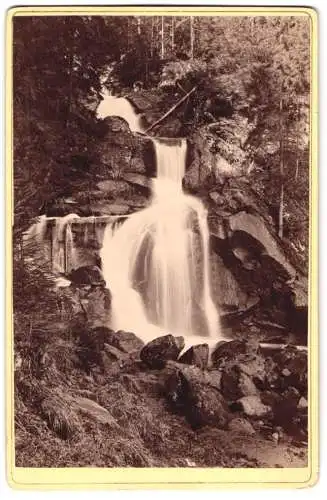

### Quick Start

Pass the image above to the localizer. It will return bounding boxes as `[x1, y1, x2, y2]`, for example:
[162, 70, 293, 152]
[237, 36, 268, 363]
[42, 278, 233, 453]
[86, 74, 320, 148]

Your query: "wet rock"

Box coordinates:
[183, 159, 212, 192]
[102, 116, 132, 136]
[122, 172, 152, 191]
[211, 339, 250, 367]
[228, 417, 256, 435]
[141, 335, 185, 369]
[178, 344, 209, 369]
[233, 395, 272, 418]
[165, 363, 229, 429]
[106, 330, 144, 354]
[68, 265, 105, 286]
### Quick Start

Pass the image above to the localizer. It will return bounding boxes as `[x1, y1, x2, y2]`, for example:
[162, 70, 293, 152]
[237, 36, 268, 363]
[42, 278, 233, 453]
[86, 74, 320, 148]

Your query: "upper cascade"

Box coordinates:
[97, 93, 143, 133]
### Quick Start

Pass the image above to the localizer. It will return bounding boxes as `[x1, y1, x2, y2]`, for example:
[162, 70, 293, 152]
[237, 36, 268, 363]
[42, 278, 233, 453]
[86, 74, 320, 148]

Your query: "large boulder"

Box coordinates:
[101, 116, 133, 138]
[211, 339, 250, 367]
[105, 330, 144, 354]
[232, 395, 272, 419]
[178, 344, 209, 369]
[165, 362, 229, 429]
[140, 335, 185, 369]
[221, 365, 259, 401]
[212, 341, 269, 401]
[68, 265, 105, 287]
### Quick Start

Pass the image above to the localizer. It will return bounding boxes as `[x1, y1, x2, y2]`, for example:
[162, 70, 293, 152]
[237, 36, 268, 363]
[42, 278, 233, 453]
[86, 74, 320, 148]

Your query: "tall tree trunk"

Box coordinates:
[278, 98, 284, 239]
[190, 17, 194, 59]
[171, 16, 175, 54]
[67, 48, 73, 128]
[150, 17, 154, 57]
[161, 16, 165, 59]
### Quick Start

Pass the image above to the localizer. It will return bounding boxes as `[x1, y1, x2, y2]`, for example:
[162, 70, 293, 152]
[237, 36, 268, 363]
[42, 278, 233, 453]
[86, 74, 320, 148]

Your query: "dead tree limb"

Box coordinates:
[145, 86, 196, 133]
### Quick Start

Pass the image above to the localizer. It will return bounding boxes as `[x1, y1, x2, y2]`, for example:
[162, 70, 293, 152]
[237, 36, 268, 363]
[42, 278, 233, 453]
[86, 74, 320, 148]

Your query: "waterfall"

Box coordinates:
[52, 214, 79, 273]
[96, 95, 142, 132]
[101, 138, 220, 342]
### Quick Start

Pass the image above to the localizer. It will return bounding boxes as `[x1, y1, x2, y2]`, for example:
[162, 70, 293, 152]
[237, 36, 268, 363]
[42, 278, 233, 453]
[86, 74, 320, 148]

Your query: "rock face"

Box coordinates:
[182, 123, 308, 336]
[95, 116, 155, 178]
[140, 335, 185, 369]
[178, 344, 209, 369]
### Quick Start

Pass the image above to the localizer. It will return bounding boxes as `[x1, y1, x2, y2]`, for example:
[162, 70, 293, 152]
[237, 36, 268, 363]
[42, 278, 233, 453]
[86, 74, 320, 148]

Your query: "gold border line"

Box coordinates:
[5, 5, 319, 490]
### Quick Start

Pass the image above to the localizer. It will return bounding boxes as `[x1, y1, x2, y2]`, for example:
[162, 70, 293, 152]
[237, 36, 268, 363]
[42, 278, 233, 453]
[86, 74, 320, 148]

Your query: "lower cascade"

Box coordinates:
[101, 137, 220, 342]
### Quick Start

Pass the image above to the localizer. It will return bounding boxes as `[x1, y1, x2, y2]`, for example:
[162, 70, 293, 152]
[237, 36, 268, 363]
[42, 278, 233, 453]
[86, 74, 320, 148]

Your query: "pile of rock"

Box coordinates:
[72, 327, 308, 442]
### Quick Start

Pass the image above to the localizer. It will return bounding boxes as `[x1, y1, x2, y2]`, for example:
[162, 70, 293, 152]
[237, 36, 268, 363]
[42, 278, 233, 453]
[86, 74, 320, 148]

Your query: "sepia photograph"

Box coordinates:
[7, 6, 317, 483]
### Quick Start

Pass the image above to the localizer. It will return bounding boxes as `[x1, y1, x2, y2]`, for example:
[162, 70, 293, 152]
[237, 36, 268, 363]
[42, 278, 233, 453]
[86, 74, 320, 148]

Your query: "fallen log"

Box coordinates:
[144, 86, 196, 133]
[259, 343, 307, 352]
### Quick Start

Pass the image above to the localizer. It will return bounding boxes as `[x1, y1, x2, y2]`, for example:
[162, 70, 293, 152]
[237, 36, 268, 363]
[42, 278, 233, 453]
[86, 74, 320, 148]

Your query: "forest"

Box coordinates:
[13, 14, 310, 468]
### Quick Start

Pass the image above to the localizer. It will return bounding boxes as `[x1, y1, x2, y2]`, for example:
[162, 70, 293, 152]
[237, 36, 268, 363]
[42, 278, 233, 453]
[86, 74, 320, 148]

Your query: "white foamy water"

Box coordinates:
[101, 133, 221, 344]
[97, 94, 143, 133]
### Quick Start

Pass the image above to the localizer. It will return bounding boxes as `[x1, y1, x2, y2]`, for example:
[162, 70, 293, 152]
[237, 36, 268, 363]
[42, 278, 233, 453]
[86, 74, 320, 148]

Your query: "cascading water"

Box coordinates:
[97, 94, 143, 132]
[52, 214, 79, 273]
[101, 137, 220, 343]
